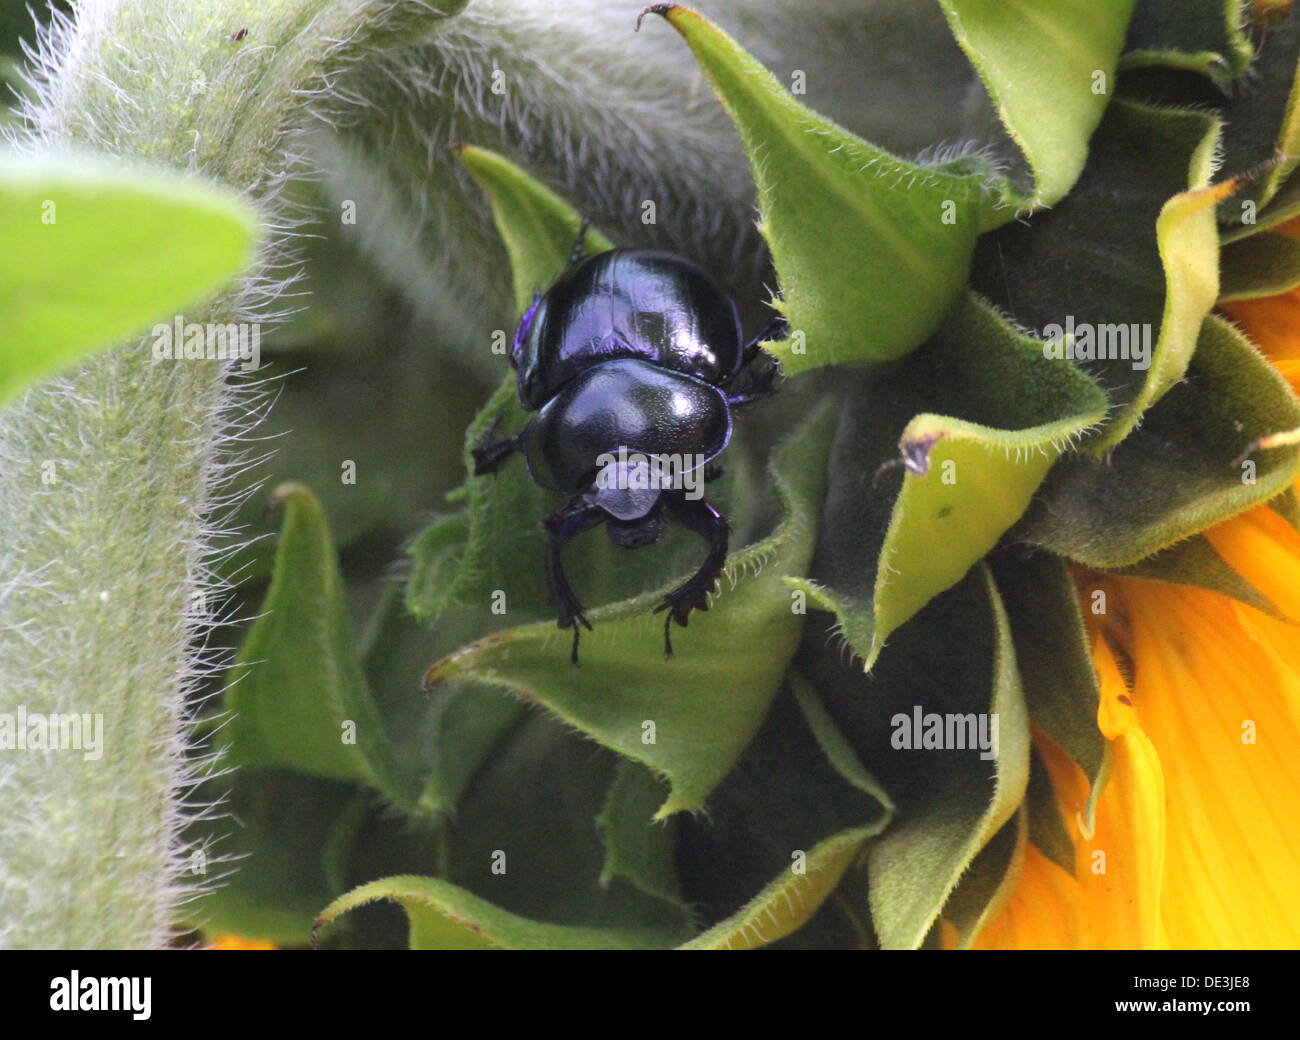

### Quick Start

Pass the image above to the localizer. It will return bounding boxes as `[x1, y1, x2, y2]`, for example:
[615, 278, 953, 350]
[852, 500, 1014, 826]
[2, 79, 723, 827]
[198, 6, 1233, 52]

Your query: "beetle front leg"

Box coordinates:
[742, 312, 790, 364]
[726, 349, 781, 408]
[654, 493, 729, 657]
[471, 415, 523, 476]
[543, 496, 605, 665]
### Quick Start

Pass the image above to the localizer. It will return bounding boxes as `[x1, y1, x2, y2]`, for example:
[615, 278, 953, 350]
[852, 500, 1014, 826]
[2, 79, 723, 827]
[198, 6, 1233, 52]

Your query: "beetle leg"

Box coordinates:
[565, 216, 594, 271]
[653, 493, 729, 658]
[726, 349, 782, 408]
[471, 416, 524, 476]
[543, 497, 604, 665]
[741, 312, 790, 364]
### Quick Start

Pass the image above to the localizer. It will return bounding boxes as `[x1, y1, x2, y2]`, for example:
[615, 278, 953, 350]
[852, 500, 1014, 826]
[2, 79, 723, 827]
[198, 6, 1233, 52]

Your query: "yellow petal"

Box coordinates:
[971, 706, 1165, 949]
[1205, 504, 1300, 622]
[1119, 580, 1300, 947]
[206, 934, 277, 950]
[968, 836, 1086, 949]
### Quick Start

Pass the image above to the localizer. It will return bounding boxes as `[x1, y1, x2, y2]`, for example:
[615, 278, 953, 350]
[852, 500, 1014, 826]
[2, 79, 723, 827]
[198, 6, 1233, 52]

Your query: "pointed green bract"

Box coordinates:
[790, 293, 1106, 668]
[224, 483, 412, 804]
[1220, 230, 1300, 301]
[938, 0, 1137, 212]
[1121, 0, 1254, 82]
[974, 99, 1225, 451]
[1019, 315, 1300, 566]
[1215, 9, 1300, 215]
[1109, 534, 1284, 617]
[0, 152, 257, 405]
[940, 810, 1026, 949]
[1024, 746, 1076, 873]
[868, 298, 1108, 665]
[596, 761, 690, 915]
[679, 827, 877, 950]
[674, 680, 890, 949]
[799, 566, 1030, 950]
[315, 875, 684, 950]
[424, 406, 836, 818]
[991, 550, 1106, 829]
[645, 5, 989, 373]
[455, 143, 613, 312]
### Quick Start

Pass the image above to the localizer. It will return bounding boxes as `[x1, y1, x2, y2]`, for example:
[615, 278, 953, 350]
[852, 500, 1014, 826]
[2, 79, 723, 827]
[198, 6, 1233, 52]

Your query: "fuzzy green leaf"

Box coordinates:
[187, 772, 360, 946]
[1219, 230, 1300, 301]
[675, 679, 890, 950]
[1107, 533, 1284, 616]
[1215, 7, 1300, 218]
[424, 405, 836, 818]
[1122, 0, 1254, 82]
[1024, 746, 1077, 872]
[643, 5, 989, 373]
[990, 549, 1105, 829]
[937, 0, 1137, 210]
[224, 483, 412, 803]
[972, 98, 1225, 450]
[596, 762, 688, 913]
[940, 809, 1026, 949]
[1019, 315, 1300, 566]
[798, 565, 1030, 950]
[791, 293, 1106, 668]
[455, 143, 614, 312]
[0, 152, 256, 404]
[315, 875, 684, 951]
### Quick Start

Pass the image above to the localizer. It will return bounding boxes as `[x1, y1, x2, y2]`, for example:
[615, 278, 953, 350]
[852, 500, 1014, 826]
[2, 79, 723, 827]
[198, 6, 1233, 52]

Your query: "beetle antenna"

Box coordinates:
[566, 216, 593, 270]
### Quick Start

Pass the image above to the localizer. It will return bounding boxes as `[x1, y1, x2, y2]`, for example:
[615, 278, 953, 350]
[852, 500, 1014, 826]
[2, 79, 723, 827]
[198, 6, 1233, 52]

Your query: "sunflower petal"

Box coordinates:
[1119, 580, 1300, 947]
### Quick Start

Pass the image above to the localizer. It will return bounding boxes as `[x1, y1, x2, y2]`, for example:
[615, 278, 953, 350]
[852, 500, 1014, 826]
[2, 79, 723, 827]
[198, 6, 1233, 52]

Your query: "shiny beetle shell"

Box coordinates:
[513, 248, 745, 410]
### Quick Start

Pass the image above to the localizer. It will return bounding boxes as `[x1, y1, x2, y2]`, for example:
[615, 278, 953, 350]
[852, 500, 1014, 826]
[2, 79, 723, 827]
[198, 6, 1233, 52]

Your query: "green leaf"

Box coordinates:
[1219, 230, 1300, 301]
[224, 483, 412, 803]
[315, 875, 684, 950]
[431, 710, 695, 935]
[1024, 746, 1076, 872]
[320, 711, 696, 948]
[1121, 0, 1254, 82]
[680, 828, 878, 950]
[643, 5, 989, 373]
[972, 98, 1226, 449]
[1106, 533, 1283, 616]
[187, 771, 360, 946]
[675, 679, 890, 949]
[596, 762, 689, 913]
[990, 549, 1105, 829]
[790, 293, 1106, 667]
[1222, 165, 1300, 242]
[1018, 315, 1300, 566]
[415, 682, 528, 816]
[798, 565, 1031, 950]
[455, 143, 614, 311]
[424, 405, 837, 817]
[0, 151, 257, 404]
[940, 809, 1026, 949]
[937, 0, 1137, 209]
[1215, 7, 1300, 217]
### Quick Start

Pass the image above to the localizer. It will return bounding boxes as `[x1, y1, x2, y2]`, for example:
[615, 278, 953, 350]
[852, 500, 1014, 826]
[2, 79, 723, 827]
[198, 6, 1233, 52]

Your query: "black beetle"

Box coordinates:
[473, 222, 785, 663]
